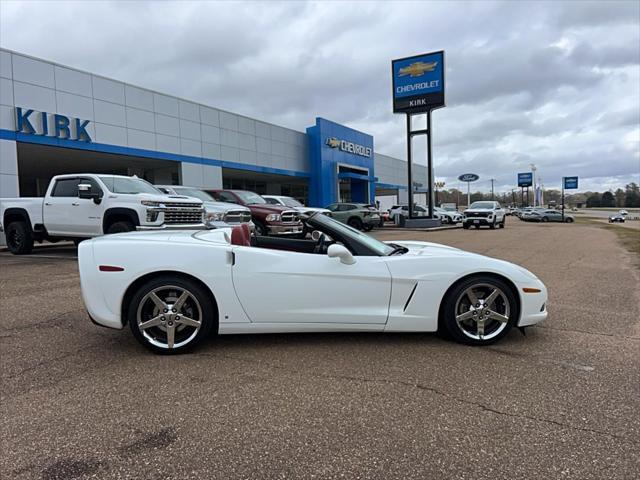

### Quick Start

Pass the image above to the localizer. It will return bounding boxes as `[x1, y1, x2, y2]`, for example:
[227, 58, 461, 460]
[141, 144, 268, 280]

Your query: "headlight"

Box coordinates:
[265, 214, 281, 222]
[141, 200, 162, 207]
[206, 212, 224, 222]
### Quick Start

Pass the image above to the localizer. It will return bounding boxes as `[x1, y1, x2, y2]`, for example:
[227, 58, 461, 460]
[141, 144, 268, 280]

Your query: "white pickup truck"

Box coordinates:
[0, 174, 205, 255]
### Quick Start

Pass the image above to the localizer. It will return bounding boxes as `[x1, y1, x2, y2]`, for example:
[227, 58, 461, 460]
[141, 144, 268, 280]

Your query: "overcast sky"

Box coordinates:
[1, 0, 638, 193]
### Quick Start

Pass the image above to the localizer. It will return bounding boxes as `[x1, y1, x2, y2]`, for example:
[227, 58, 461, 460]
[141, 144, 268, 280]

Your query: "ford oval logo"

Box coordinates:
[458, 173, 479, 182]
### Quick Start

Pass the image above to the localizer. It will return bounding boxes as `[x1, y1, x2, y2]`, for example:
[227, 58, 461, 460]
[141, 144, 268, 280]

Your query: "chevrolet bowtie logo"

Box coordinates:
[398, 61, 438, 77]
[326, 137, 341, 148]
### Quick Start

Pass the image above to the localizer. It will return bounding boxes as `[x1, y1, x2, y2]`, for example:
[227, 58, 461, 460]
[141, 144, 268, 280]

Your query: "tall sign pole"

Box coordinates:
[458, 174, 479, 207]
[517, 172, 533, 207]
[562, 176, 579, 221]
[392, 50, 445, 226]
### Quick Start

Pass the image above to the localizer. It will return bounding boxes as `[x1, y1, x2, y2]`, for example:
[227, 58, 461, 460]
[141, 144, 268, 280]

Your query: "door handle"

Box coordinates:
[45, 202, 52, 206]
[72, 202, 80, 206]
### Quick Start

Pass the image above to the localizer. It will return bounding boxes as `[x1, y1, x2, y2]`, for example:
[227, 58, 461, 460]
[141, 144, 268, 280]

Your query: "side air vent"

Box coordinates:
[403, 283, 418, 312]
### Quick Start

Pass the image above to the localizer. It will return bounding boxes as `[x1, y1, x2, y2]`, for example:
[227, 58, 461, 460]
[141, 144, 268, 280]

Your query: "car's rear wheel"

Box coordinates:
[128, 276, 215, 354]
[541, 217, 549, 222]
[6, 221, 34, 255]
[348, 217, 363, 230]
[363, 224, 373, 232]
[499, 219, 506, 228]
[565, 217, 574, 223]
[441, 276, 517, 345]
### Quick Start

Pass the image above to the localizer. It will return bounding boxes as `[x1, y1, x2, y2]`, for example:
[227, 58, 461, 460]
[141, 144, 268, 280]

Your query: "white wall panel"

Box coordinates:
[181, 162, 204, 187]
[202, 164, 222, 189]
[0, 51, 12, 79]
[55, 66, 92, 97]
[179, 119, 201, 141]
[220, 129, 238, 148]
[0, 172, 19, 198]
[125, 85, 153, 111]
[200, 124, 220, 144]
[0, 78, 13, 106]
[199, 106, 219, 126]
[56, 91, 94, 120]
[154, 93, 179, 117]
[92, 76, 125, 104]
[0, 139, 18, 175]
[127, 128, 155, 150]
[219, 111, 238, 131]
[13, 81, 56, 112]
[238, 116, 255, 135]
[220, 145, 239, 162]
[255, 121, 270, 139]
[239, 148, 257, 165]
[202, 142, 221, 160]
[238, 132, 256, 151]
[180, 138, 202, 157]
[94, 123, 127, 147]
[155, 113, 179, 136]
[256, 137, 271, 154]
[12, 55, 54, 88]
[94, 99, 126, 126]
[179, 100, 199, 121]
[156, 134, 180, 154]
[126, 107, 154, 132]
[0, 105, 15, 130]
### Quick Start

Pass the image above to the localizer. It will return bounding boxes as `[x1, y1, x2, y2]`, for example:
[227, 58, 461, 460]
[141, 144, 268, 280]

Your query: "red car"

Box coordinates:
[207, 189, 303, 236]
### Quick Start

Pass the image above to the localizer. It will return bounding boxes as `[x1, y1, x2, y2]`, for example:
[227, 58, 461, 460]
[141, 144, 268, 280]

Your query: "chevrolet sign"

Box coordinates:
[325, 137, 372, 158]
[392, 51, 445, 113]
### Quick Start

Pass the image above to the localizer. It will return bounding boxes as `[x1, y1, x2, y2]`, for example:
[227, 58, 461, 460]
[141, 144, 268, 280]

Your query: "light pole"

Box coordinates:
[490, 178, 495, 200]
[529, 163, 537, 207]
[434, 181, 445, 207]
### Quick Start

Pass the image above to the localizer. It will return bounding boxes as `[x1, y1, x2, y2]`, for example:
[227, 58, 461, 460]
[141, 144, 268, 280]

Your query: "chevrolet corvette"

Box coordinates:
[78, 213, 548, 354]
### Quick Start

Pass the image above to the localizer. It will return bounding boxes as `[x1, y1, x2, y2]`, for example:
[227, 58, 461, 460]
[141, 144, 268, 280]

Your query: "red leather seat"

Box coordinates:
[231, 225, 250, 246]
[241, 223, 251, 239]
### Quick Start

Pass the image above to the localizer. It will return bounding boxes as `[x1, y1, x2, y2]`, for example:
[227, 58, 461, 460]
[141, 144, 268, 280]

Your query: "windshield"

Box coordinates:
[234, 191, 266, 204]
[173, 187, 214, 202]
[469, 202, 496, 209]
[99, 176, 160, 194]
[308, 213, 394, 256]
[281, 197, 303, 208]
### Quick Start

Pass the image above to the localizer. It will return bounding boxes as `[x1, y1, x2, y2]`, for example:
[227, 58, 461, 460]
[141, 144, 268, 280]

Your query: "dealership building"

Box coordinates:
[0, 48, 427, 209]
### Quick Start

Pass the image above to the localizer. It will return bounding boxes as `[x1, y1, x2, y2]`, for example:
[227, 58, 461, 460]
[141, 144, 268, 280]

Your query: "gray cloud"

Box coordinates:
[0, 0, 638, 193]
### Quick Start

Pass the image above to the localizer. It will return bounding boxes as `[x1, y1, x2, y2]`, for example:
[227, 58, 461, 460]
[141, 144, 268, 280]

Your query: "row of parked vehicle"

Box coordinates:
[0, 173, 387, 255]
[512, 207, 575, 223]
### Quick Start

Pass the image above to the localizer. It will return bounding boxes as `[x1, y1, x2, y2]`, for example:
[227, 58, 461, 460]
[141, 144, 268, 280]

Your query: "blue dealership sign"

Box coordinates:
[564, 176, 578, 189]
[518, 172, 533, 187]
[392, 51, 445, 113]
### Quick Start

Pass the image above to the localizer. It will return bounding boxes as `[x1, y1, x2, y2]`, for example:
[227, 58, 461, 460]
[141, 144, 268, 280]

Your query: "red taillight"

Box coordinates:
[99, 265, 124, 272]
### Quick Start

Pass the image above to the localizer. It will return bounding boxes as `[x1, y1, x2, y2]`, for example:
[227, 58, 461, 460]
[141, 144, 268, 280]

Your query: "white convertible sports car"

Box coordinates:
[78, 213, 548, 354]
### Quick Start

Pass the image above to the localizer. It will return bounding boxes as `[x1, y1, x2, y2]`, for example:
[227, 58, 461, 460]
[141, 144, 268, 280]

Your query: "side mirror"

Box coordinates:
[78, 183, 101, 204]
[327, 244, 356, 265]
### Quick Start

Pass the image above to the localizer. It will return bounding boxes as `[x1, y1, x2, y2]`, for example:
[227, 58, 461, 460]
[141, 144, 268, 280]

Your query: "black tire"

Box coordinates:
[475, 225, 480, 229]
[254, 220, 267, 236]
[499, 219, 505, 229]
[463, 223, 470, 230]
[348, 217, 363, 230]
[5, 221, 34, 255]
[565, 217, 574, 223]
[106, 220, 135, 234]
[363, 224, 373, 232]
[127, 275, 216, 355]
[441, 275, 518, 346]
[490, 221, 496, 229]
[541, 217, 549, 223]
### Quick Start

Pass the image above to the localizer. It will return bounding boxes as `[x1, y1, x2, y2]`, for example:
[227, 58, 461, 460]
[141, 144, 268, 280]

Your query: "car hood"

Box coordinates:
[129, 193, 203, 205]
[245, 204, 294, 214]
[298, 207, 331, 214]
[202, 201, 250, 214]
[464, 208, 494, 214]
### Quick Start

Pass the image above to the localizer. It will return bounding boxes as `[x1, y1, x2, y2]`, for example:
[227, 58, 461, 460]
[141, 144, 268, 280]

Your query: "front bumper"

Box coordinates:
[518, 284, 548, 327]
[463, 217, 494, 225]
[267, 222, 303, 235]
[363, 215, 381, 225]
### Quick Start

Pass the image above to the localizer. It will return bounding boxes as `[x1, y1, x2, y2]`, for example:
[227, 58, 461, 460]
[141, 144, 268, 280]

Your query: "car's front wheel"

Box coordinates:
[127, 275, 216, 354]
[441, 276, 517, 345]
[348, 217, 363, 230]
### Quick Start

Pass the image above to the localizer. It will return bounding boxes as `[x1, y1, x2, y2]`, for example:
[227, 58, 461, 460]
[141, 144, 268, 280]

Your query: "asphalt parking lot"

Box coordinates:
[1, 220, 639, 479]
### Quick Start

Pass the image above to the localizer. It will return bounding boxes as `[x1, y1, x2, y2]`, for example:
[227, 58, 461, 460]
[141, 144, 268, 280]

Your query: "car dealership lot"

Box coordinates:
[1, 222, 638, 479]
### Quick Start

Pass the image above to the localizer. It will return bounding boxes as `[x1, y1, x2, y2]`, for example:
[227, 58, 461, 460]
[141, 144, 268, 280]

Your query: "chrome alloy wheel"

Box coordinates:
[454, 283, 511, 340]
[136, 285, 203, 350]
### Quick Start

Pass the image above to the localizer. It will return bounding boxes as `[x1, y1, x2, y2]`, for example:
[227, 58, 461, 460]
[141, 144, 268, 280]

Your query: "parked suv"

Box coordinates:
[156, 185, 253, 230]
[0, 174, 204, 254]
[462, 201, 506, 229]
[326, 203, 381, 231]
[207, 189, 302, 236]
[262, 195, 331, 216]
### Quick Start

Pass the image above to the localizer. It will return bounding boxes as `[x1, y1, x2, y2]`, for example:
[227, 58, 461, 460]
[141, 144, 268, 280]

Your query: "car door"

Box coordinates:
[43, 178, 82, 236]
[546, 210, 561, 222]
[231, 247, 392, 324]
